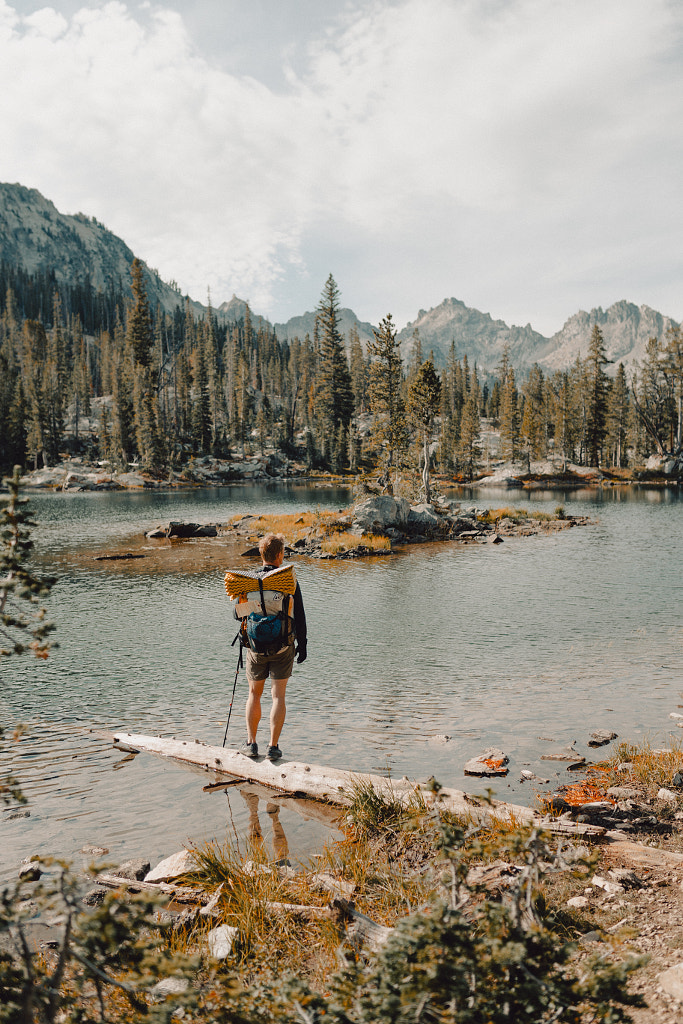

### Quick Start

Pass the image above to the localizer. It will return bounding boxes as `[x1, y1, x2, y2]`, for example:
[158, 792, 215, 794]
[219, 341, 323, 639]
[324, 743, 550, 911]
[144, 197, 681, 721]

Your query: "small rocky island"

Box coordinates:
[143, 494, 591, 560]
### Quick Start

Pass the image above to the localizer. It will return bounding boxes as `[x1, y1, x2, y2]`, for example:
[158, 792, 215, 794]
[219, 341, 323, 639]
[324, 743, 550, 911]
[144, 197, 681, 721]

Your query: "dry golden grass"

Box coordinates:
[229, 509, 354, 545]
[478, 507, 528, 524]
[478, 507, 558, 525]
[321, 532, 390, 554]
[229, 508, 389, 554]
[592, 738, 683, 796]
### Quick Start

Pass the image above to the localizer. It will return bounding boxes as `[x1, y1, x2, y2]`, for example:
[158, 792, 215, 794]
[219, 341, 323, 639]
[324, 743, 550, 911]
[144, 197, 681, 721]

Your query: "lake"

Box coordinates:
[2, 480, 682, 882]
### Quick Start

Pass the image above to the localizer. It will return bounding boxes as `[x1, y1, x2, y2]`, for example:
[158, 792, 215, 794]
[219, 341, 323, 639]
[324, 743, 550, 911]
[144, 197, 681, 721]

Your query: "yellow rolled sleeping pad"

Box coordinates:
[224, 563, 297, 599]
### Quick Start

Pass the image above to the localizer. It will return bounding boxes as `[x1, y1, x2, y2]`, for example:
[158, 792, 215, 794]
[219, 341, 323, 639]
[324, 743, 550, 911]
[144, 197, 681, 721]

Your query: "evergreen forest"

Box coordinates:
[1, 260, 682, 484]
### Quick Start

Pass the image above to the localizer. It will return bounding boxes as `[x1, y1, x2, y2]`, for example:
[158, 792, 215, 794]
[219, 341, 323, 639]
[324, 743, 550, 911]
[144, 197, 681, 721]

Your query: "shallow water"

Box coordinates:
[2, 481, 682, 882]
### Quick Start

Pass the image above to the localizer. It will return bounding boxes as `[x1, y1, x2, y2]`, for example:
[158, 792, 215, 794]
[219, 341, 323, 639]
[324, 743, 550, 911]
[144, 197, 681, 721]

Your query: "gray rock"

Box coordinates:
[352, 496, 409, 534]
[567, 895, 590, 908]
[81, 844, 109, 856]
[591, 874, 625, 895]
[150, 976, 190, 1000]
[166, 522, 217, 538]
[81, 887, 107, 906]
[19, 864, 42, 881]
[207, 923, 239, 959]
[657, 787, 678, 803]
[463, 748, 509, 777]
[407, 503, 442, 533]
[145, 849, 195, 883]
[606, 786, 641, 800]
[587, 729, 618, 747]
[116, 858, 151, 881]
[608, 868, 643, 889]
[657, 963, 683, 1001]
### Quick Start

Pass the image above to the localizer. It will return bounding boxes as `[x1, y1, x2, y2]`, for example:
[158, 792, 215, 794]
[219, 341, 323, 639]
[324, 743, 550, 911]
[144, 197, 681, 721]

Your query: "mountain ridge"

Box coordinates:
[1, 182, 679, 374]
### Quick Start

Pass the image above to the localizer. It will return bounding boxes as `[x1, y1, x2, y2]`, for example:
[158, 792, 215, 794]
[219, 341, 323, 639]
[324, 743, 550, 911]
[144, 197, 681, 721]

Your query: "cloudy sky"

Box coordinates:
[1, 0, 681, 335]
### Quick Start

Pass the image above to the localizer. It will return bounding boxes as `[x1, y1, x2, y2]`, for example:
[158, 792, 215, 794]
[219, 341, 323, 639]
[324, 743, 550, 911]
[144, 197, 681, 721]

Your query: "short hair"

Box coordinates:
[259, 532, 285, 563]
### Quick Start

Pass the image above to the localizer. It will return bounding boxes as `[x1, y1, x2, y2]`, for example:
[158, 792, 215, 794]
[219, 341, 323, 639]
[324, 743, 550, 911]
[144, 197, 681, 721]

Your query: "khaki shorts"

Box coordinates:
[245, 643, 295, 683]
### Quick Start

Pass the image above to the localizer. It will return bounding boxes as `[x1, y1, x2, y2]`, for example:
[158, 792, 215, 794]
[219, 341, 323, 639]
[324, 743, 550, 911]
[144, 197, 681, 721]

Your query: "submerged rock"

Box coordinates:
[588, 729, 618, 747]
[464, 748, 509, 777]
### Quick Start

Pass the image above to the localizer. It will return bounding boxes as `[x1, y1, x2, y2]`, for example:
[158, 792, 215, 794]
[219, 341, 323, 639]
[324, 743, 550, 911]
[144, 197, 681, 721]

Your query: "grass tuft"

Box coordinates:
[321, 532, 390, 554]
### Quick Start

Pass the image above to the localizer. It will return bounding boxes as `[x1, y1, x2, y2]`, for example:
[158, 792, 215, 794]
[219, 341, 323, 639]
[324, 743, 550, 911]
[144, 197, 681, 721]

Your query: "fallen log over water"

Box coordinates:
[116, 732, 600, 834]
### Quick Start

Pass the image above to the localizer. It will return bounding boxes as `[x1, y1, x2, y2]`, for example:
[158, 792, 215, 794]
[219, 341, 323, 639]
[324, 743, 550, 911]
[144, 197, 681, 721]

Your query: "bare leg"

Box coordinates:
[246, 678, 265, 743]
[269, 677, 288, 746]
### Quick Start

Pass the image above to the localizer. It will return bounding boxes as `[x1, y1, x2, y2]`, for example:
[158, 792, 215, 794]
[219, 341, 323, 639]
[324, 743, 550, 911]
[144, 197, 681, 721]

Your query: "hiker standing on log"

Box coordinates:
[243, 533, 307, 761]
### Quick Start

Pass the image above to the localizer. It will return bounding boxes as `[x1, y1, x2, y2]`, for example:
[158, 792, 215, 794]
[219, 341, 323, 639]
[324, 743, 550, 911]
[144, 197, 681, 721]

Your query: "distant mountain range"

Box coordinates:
[1, 182, 679, 375]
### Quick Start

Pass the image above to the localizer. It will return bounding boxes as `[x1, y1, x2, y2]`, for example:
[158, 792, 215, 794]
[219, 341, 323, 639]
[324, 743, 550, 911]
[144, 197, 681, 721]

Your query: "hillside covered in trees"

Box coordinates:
[1, 253, 682, 485]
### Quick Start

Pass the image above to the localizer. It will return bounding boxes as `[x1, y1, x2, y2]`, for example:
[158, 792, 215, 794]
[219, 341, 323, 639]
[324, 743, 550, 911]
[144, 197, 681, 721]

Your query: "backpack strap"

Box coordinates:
[257, 576, 267, 616]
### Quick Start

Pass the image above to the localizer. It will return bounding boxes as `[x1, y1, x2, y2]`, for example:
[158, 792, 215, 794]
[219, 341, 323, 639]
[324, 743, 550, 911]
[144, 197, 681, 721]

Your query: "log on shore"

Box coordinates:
[112, 731, 536, 825]
[602, 835, 683, 870]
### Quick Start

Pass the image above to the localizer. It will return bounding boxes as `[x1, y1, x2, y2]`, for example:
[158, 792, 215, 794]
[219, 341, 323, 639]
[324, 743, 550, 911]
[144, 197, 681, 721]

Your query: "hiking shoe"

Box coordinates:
[266, 744, 282, 761]
[241, 740, 258, 758]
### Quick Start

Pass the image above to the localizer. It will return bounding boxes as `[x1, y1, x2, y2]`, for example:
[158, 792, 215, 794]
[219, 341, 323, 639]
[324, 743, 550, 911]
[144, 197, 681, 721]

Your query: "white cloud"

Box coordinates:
[0, 0, 681, 331]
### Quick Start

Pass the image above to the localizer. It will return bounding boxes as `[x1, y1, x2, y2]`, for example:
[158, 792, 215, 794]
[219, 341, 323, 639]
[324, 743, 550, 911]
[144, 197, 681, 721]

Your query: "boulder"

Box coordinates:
[116, 858, 151, 881]
[407, 503, 443, 534]
[166, 522, 217, 538]
[114, 472, 146, 488]
[352, 496, 409, 534]
[145, 849, 195, 883]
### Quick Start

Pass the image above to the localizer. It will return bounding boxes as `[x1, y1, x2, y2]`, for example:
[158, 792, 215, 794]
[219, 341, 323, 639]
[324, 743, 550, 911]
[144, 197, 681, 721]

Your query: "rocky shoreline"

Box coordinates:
[9, 451, 683, 494]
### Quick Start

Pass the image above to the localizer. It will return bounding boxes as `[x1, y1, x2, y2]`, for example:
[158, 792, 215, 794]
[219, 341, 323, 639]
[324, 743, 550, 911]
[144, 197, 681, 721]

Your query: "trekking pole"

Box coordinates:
[223, 639, 243, 748]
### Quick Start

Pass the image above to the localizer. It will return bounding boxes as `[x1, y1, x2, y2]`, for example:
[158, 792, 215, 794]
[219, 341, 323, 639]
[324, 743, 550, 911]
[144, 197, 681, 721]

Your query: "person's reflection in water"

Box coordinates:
[240, 790, 289, 861]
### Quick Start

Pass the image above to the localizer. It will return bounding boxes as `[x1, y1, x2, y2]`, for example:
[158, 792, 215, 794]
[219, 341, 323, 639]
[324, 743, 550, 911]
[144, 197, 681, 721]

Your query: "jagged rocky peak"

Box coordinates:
[540, 301, 680, 374]
[397, 297, 550, 372]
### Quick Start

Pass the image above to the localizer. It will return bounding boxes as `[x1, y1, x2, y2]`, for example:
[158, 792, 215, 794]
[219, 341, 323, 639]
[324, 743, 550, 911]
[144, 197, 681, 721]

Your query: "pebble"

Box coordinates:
[591, 874, 625, 895]
[567, 895, 590, 908]
[656, 788, 678, 803]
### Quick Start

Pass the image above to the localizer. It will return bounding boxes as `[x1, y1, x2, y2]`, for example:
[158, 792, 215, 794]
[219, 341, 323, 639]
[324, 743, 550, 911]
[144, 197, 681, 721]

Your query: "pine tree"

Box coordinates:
[606, 362, 630, 467]
[349, 328, 367, 414]
[407, 359, 442, 503]
[499, 366, 520, 460]
[585, 325, 610, 467]
[458, 391, 481, 479]
[520, 364, 547, 460]
[0, 466, 56, 658]
[661, 325, 683, 450]
[127, 259, 154, 367]
[367, 314, 408, 492]
[191, 327, 212, 454]
[127, 263, 163, 470]
[313, 275, 353, 467]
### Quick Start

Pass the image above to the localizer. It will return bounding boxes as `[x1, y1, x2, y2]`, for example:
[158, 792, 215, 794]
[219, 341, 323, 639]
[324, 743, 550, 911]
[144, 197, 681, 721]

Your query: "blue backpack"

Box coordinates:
[240, 577, 290, 655]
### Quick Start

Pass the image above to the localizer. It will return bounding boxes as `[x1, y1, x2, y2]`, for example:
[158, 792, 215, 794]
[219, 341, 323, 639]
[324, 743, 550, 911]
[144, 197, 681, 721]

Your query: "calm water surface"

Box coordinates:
[2, 482, 682, 881]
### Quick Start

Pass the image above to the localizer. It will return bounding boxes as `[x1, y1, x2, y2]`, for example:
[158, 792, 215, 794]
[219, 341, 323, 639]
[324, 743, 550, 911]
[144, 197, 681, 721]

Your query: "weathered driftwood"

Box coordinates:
[96, 872, 206, 903]
[602, 834, 683, 870]
[266, 901, 336, 921]
[112, 731, 536, 826]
